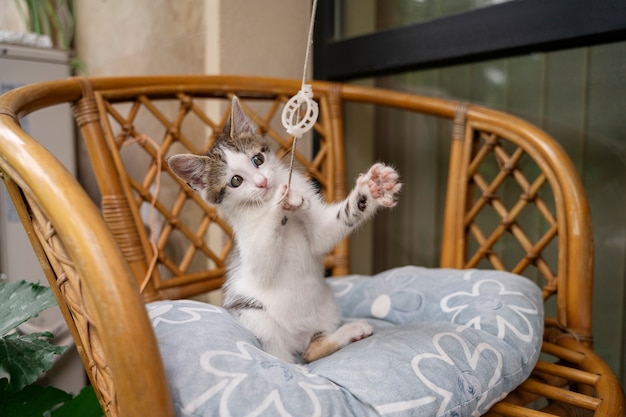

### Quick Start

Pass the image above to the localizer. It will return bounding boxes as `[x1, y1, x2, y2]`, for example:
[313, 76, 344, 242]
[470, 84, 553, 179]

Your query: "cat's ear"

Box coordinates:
[167, 154, 209, 191]
[223, 96, 256, 138]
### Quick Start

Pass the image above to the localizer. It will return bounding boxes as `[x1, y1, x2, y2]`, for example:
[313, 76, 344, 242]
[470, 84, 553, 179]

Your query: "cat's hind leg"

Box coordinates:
[301, 320, 373, 363]
[236, 309, 298, 363]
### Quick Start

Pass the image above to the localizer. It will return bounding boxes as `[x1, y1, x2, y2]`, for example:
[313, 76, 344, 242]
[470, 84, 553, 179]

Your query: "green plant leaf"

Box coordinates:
[0, 384, 103, 417]
[0, 383, 71, 417]
[52, 385, 104, 417]
[0, 281, 65, 392]
[0, 281, 58, 336]
[0, 332, 67, 392]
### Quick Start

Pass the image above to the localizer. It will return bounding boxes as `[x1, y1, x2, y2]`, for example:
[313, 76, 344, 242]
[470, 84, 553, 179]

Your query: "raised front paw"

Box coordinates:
[358, 163, 401, 207]
[276, 184, 309, 211]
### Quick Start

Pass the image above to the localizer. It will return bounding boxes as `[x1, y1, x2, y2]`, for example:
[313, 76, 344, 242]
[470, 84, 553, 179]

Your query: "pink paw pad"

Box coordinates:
[367, 163, 401, 207]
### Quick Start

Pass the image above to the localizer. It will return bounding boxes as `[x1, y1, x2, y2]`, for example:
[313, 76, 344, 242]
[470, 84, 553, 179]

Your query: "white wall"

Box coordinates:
[0, 2, 26, 32]
[214, 0, 310, 78]
[75, 0, 310, 78]
[73, 0, 312, 198]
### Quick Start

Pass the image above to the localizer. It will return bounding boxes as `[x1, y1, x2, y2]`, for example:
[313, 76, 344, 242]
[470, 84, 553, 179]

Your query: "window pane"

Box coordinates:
[349, 41, 626, 381]
[339, 0, 514, 39]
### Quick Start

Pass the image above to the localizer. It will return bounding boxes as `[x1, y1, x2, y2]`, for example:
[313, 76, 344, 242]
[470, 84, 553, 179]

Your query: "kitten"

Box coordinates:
[167, 97, 401, 363]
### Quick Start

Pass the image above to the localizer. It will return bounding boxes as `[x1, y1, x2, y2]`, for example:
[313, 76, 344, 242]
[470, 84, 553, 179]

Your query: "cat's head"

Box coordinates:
[168, 96, 278, 207]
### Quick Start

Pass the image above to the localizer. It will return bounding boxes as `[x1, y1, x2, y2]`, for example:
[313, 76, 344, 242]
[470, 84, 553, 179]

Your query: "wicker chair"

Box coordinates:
[0, 75, 623, 416]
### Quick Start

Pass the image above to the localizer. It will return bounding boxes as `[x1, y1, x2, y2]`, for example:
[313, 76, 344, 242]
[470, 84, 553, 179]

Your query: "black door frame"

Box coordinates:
[314, 0, 626, 81]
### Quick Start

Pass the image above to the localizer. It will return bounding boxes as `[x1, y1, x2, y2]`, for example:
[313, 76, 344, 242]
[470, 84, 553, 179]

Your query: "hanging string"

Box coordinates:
[301, 0, 317, 88]
[286, 133, 298, 188]
[282, 0, 319, 189]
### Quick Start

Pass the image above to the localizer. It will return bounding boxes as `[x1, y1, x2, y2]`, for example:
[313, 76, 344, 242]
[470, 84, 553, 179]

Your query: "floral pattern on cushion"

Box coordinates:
[148, 266, 543, 417]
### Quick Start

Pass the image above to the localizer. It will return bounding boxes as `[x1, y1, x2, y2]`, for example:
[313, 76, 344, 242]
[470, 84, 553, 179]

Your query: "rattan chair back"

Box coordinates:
[0, 75, 622, 416]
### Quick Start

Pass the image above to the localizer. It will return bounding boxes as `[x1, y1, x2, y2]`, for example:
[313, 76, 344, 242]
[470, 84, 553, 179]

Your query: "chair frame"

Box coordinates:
[0, 75, 623, 416]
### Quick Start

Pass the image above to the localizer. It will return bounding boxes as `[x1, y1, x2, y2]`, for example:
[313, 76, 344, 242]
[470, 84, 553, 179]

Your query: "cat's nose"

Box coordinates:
[254, 175, 267, 188]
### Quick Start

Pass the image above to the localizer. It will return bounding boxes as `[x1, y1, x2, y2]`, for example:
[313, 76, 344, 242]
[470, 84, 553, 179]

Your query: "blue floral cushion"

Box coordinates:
[148, 266, 543, 417]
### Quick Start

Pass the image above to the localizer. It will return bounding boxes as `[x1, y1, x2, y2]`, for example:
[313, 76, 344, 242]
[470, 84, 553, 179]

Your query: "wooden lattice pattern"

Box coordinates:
[95, 92, 334, 296]
[1, 76, 622, 417]
[462, 129, 559, 299]
[25, 194, 118, 416]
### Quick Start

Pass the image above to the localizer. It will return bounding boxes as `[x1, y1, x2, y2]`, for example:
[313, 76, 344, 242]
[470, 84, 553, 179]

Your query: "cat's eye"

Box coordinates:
[252, 153, 265, 167]
[230, 175, 243, 187]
